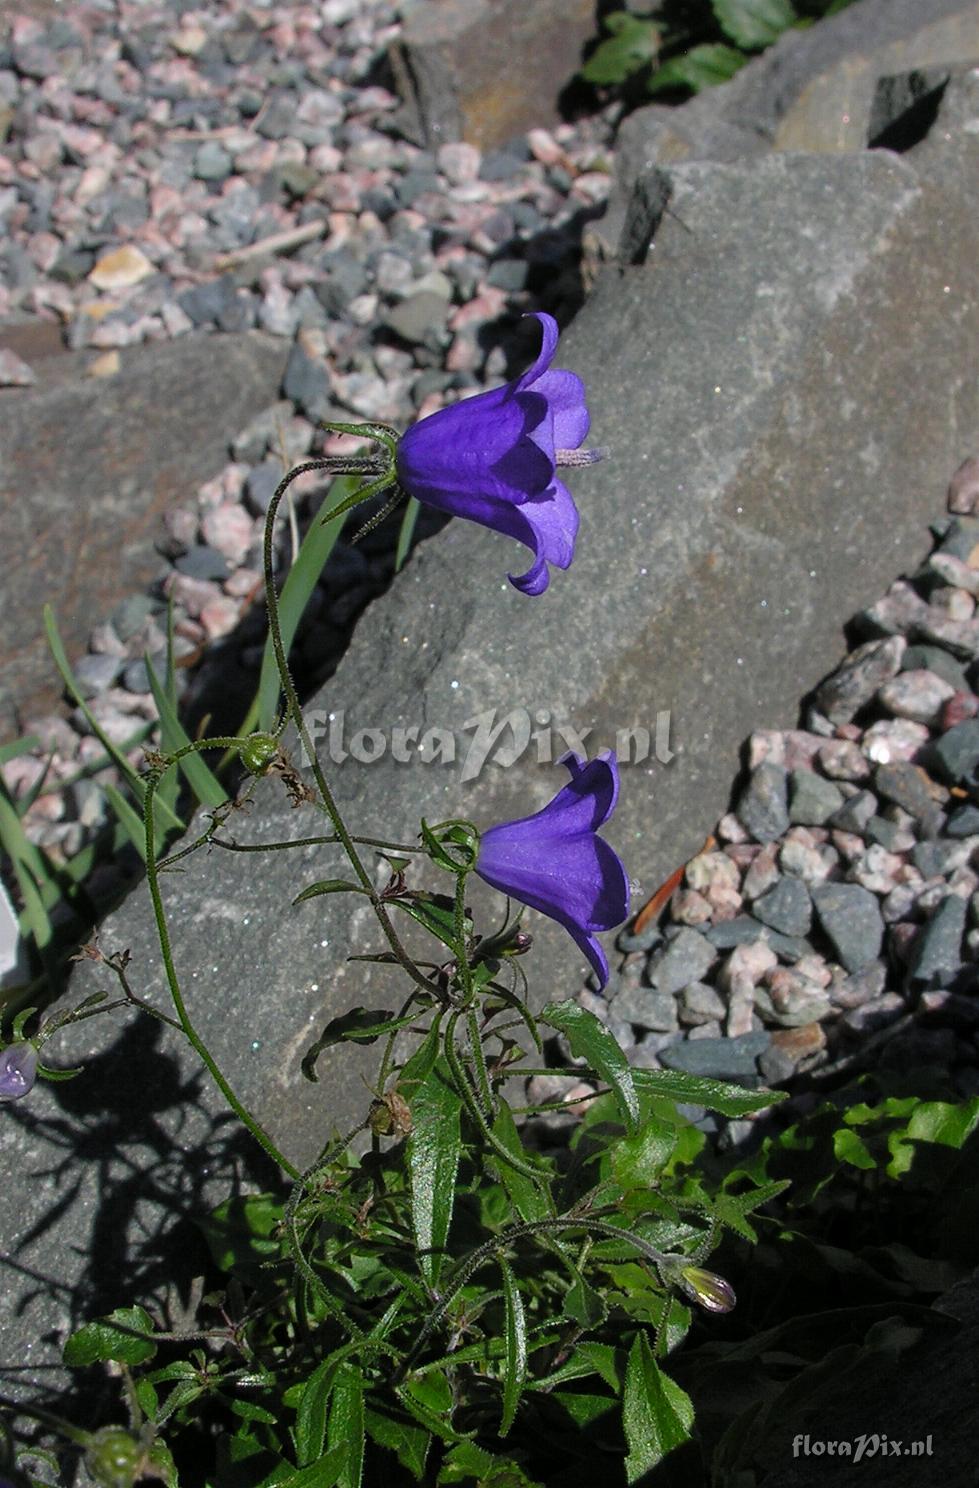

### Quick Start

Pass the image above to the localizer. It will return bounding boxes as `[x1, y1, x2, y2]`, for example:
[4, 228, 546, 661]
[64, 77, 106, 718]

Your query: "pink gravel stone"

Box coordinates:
[200, 595, 241, 641]
[437, 141, 481, 185]
[948, 456, 979, 515]
[202, 503, 254, 565]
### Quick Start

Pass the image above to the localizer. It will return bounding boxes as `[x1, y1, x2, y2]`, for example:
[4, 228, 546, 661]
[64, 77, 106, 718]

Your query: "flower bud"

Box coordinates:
[239, 732, 279, 776]
[84, 1428, 143, 1488]
[678, 1265, 736, 1314]
[0, 1044, 37, 1103]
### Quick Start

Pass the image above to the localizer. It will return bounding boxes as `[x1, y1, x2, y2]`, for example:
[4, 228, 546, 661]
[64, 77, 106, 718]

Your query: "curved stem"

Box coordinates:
[392, 1215, 690, 1384]
[143, 744, 300, 1180]
[262, 464, 435, 996]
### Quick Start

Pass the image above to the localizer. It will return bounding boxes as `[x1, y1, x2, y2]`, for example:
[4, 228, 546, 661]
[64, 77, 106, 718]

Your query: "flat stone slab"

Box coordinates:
[390, 0, 596, 149]
[598, 0, 979, 255]
[6, 70, 979, 1409]
[0, 329, 286, 734]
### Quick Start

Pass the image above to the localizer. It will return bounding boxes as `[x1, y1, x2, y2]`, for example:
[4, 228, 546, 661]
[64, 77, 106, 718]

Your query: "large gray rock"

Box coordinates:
[6, 63, 979, 1412]
[754, 1272, 979, 1488]
[598, 0, 979, 256]
[0, 329, 286, 735]
[389, 0, 597, 149]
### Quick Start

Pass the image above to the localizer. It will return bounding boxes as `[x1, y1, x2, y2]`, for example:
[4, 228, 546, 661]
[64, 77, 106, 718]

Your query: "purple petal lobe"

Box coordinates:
[394, 311, 595, 595]
[476, 754, 629, 989]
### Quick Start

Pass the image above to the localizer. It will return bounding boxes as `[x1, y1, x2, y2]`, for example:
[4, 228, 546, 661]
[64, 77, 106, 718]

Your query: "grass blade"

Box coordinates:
[144, 656, 227, 810]
[395, 497, 419, 573]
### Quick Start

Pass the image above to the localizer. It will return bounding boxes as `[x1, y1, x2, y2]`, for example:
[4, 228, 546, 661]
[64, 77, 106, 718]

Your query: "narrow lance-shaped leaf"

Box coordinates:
[406, 1050, 461, 1288]
[540, 1000, 639, 1132]
[328, 1362, 365, 1488]
[498, 1258, 527, 1438]
[622, 1330, 694, 1483]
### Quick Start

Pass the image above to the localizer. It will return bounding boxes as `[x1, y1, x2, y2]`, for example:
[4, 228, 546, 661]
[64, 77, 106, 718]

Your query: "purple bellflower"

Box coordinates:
[475, 752, 629, 989]
[395, 312, 601, 595]
[0, 1043, 37, 1103]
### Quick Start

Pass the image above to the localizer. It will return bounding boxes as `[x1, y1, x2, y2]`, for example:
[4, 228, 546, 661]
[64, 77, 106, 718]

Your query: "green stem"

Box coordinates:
[143, 743, 300, 1180]
[262, 463, 434, 996]
[392, 1216, 687, 1384]
[211, 833, 424, 855]
[442, 1012, 541, 1183]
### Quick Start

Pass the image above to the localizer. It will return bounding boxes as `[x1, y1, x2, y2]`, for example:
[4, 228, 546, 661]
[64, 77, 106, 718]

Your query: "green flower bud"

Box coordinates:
[678, 1265, 736, 1314]
[84, 1428, 143, 1488]
[239, 733, 279, 776]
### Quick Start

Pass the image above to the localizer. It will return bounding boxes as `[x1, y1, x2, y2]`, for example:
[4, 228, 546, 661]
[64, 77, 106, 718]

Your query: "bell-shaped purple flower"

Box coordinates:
[395, 312, 599, 595]
[475, 752, 629, 989]
[0, 1043, 37, 1103]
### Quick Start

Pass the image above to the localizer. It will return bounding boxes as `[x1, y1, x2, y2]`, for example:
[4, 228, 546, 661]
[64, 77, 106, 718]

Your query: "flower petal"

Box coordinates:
[530, 370, 590, 449]
[514, 311, 558, 392]
[396, 388, 533, 505]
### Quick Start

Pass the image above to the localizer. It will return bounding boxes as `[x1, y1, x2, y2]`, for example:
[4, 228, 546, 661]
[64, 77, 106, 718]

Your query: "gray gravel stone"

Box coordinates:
[282, 342, 331, 419]
[901, 643, 969, 691]
[738, 762, 790, 843]
[928, 720, 979, 786]
[811, 880, 884, 972]
[947, 804, 979, 838]
[610, 981, 678, 1032]
[657, 1030, 769, 1082]
[73, 652, 122, 698]
[875, 762, 944, 829]
[753, 876, 812, 937]
[829, 788, 878, 834]
[194, 140, 233, 181]
[678, 980, 727, 1026]
[815, 635, 905, 724]
[647, 927, 716, 995]
[789, 768, 845, 826]
[910, 893, 968, 988]
[110, 593, 159, 642]
[174, 544, 230, 582]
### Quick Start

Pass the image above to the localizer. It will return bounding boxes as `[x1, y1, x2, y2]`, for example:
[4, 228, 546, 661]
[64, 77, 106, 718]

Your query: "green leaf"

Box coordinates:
[327, 1363, 364, 1488]
[398, 1377, 471, 1445]
[0, 734, 41, 766]
[199, 1193, 283, 1277]
[63, 1306, 157, 1367]
[498, 1258, 527, 1438]
[833, 1126, 877, 1171]
[648, 43, 746, 94]
[103, 781, 153, 862]
[713, 0, 796, 49]
[395, 496, 420, 573]
[296, 1359, 337, 1467]
[631, 1068, 784, 1115]
[44, 605, 180, 835]
[907, 1098, 979, 1150]
[437, 1441, 543, 1485]
[303, 1004, 431, 1082]
[255, 479, 350, 734]
[581, 12, 658, 85]
[563, 1274, 608, 1330]
[144, 655, 228, 810]
[529, 1340, 620, 1393]
[551, 1391, 616, 1428]
[364, 1407, 430, 1482]
[272, 1447, 349, 1488]
[0, 781, 54, 950]
[714, 1178, 791, 1241]
[622, 1331, 694, 1482]
[293, 879, 368, 905]
[391, 892, 471, 954]
[611, 1119, 676, 1189]
[540, 1000, 639, 1133]
[488, 1100, 554, 1222]
[407, 1053, 462, 1287]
